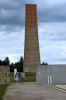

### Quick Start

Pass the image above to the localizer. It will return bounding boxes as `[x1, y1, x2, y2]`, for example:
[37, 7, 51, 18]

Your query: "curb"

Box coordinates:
[48, 85, 66, 93]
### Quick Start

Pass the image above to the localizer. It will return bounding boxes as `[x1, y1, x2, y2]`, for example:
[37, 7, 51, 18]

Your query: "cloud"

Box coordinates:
[38, 4, 66, 22]
[0, 0, 34, 26]
[40, 42, 66, 64]
[0, 0, 66, 26]
[0, 9, 24, 25]
[38, 22, 66, 42]
[0, 27, 24, 63]
[0, 0, 21, 10]
[38, 22, 66, 64]
[7, 54, 18, 64]
[0, 0, 66, 64]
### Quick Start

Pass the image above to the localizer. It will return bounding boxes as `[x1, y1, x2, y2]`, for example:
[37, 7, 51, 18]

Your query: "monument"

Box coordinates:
[24, 4, 40, 72]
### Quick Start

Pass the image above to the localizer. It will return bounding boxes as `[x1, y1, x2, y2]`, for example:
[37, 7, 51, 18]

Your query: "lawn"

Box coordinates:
[0, 84, 7, 100]
[9, 72, 36, 82]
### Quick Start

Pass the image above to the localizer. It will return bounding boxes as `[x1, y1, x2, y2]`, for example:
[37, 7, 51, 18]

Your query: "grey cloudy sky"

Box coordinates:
[0, 0, 66, 64]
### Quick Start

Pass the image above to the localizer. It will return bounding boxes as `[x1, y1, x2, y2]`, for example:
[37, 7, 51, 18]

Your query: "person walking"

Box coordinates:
[21, 72, 26, 82]
[15, 72, 19, 82]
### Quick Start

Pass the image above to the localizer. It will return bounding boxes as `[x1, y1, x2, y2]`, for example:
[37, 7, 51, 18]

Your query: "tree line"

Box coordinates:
[0, 56, 23, 72]
[0, 57, 10, 65]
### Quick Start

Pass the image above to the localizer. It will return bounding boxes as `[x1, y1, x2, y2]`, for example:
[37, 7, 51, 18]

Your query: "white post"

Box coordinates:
[14, 69, 17, 79]
[50, 75, 52, 85]
[48, 76, 50, 84]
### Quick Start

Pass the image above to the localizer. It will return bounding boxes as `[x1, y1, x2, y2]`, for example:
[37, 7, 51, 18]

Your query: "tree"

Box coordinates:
[19, 56, 23, 71]
[20, 57, 23, 66]
[0, 60, 2, 65]
[10, 63, 14, 72]
[5, 57, 10, 65]
[13, 57, 23, 72]
[41, 62, 48, 65]
[10, 57, 23, 72]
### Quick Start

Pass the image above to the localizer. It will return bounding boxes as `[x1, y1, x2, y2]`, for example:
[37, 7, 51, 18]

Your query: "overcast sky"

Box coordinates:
[0, 0, 66, 64]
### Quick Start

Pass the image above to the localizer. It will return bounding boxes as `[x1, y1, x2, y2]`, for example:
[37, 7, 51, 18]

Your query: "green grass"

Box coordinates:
[9, 72, 36, 82]
[0, 84, 7, 100]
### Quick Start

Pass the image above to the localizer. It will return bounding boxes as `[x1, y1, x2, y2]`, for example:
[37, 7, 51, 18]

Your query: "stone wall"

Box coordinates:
[24, 65, 37, 72]
[0, 65, 10, 84]
[36, 65, 66, 85]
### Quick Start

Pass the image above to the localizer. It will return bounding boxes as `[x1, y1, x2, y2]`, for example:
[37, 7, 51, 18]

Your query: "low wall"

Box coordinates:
[36, 65, 66, 85]
[0, 65, 10, 84]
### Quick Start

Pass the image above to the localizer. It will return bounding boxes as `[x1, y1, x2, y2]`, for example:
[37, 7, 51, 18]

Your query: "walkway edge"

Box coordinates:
[48, 85, 66, 93]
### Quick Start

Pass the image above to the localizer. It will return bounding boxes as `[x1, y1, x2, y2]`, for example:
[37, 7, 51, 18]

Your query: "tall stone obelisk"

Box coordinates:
[24, 4, 40, 72]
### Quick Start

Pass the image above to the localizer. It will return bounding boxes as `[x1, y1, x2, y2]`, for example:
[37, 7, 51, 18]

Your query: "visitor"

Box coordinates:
[15, 72, 19, 82]
[21, 72, 26, 81]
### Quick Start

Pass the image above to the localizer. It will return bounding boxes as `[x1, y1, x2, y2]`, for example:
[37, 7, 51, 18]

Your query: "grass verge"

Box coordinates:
[0, 84, 7, 100]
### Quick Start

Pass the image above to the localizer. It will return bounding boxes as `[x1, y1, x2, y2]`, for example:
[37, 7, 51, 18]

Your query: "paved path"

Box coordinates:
[4, 83, 66, 100]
